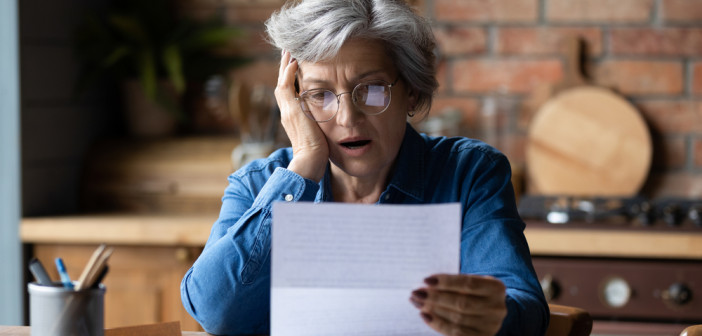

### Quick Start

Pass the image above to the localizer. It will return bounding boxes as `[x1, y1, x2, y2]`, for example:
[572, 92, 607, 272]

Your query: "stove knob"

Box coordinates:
[540, 274, 561, 301]
[601, 277, 631, 308]
[689, 205, 702, 227]
[662, 204, 682, 227]
[630, 201, 655, 226]
[663, 283, 692, 306]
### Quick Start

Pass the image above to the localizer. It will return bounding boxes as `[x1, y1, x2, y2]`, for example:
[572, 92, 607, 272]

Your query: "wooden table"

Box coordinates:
[0, 325, 210, 335]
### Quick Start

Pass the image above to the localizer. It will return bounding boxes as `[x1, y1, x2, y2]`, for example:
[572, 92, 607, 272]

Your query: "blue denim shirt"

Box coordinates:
[181, 125, 548, 335]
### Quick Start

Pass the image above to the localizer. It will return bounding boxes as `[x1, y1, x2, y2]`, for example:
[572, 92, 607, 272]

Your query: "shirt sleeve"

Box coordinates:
[180, 167, 319, 335]
[458, 149, 549, 335]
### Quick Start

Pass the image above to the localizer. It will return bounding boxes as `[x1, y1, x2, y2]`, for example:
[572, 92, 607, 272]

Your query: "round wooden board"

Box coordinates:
[526, 86, 652, 196]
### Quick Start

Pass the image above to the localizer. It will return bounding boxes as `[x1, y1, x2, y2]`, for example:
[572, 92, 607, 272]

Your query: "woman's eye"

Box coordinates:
[309, 92, 327, 100]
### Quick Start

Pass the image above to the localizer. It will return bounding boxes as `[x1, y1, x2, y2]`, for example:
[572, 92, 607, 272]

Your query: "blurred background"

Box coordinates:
[1, 0, 702, 334]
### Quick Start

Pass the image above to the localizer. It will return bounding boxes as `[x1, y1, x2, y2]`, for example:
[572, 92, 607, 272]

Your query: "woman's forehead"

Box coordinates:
[298, 39, 395, 83]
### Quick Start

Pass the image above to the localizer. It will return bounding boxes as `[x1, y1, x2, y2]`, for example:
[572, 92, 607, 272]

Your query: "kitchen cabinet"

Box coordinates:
[21, 215, 213, 331]
[524, 221, 702, 333]
[21, 137, 243, 330]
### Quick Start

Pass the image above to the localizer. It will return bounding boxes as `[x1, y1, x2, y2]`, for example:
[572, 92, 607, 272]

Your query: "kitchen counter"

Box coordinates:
[20, 214, 215, 246]
[20, 214, 702, 259]
[524, 225, 702, 259]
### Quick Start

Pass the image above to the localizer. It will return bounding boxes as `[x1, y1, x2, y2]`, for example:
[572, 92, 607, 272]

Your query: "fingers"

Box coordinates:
[410, 274, 507, 336]
[416, 274, 506, 314]
[421, 312, 482, 336]
[276, 50, 298, 104]
[274, 50, 329, 181]
[425, 273, 506, 297]
[412, 288, 502, 312]
[412, 290, 506, 336]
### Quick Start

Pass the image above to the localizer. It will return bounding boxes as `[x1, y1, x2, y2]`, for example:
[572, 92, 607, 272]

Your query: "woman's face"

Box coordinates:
[297, 39, 415, 180]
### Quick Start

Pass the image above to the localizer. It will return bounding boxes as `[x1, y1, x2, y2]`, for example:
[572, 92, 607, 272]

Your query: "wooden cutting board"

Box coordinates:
[525, 37, 652, 196]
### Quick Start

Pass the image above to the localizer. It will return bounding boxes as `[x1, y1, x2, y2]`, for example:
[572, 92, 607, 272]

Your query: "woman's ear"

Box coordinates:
[407, 86, 419, 112]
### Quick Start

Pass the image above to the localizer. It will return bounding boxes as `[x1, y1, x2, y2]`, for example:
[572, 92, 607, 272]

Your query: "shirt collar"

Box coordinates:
[316, 123, 425, 203]
[385, 123, 425, 202]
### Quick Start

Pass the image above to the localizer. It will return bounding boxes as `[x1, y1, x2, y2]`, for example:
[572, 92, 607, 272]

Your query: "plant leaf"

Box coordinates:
[101, 45, 131, 68]
[162, 44, 185, 94]
[109, 15, 148, 45]
[137, 48, 157, 100]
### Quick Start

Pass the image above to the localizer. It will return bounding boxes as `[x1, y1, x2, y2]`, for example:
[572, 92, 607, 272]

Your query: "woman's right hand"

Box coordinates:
[275, 50, 329, 182]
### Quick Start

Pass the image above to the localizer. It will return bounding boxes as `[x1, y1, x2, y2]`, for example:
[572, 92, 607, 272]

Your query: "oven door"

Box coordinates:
[533, 257, 702, 335]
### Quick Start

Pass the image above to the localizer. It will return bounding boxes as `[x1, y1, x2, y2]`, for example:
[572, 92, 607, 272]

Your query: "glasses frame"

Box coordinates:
[295, 77, 400, 123]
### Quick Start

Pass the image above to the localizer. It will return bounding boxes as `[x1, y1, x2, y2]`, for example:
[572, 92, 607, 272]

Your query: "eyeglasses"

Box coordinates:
[295, 77, 399, 123]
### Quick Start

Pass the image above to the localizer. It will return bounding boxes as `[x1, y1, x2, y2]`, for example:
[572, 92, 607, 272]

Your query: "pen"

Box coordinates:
[28, 258, 53, 286]
[91, 265, 109, 289]
[55, 258, 74, 289]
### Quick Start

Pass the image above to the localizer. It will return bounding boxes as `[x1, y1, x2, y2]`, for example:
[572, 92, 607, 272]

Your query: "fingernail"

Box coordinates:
[424, 276, 438, 286]
[411, 289, 428, 300]
[409, 297, 424, 308]
[421, 313, 433, 323]
[289, 57, 296, 64]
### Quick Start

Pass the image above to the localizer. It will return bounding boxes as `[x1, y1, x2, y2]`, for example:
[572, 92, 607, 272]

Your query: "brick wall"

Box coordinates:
[181, 0, 702, 198]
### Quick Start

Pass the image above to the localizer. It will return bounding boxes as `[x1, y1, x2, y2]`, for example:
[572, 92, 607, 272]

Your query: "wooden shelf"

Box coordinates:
[20, 214, 215, 246]
[525, 227, 702, 259]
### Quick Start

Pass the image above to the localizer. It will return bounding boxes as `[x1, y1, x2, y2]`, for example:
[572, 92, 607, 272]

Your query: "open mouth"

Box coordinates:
[341, 140, 371, 149]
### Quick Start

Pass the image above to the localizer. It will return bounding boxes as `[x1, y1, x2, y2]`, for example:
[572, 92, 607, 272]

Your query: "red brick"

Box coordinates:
[694, 62, 702, 96]
[694, 137, 702, 168]
[434, 0, 538, 23]
[594, 61, 684, 96]
[651, 136, 687, 169]
[434, 26, 487, 57]
[642, 171, 702, 198]
[635, 99, 702, 134]
[547, 0, 654, 23]
[496, 27, 603, 56]
[661, 0, 702, 22]
[611, 28, 702, 57]
[453, 59, 563, 94]
[436, 60, 449, 94]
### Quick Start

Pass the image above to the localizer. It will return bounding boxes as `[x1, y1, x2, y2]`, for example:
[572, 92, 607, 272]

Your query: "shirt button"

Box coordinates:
[384, 194, 390, 200]
[285, 194, 294, 202]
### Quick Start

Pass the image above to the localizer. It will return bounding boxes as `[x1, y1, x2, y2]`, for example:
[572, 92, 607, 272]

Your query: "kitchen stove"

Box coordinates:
[519, 195, 702, 334]
[519, 196, 702, 230]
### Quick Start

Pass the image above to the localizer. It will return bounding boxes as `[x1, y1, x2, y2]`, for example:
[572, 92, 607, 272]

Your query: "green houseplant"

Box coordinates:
[74, 0, 246, 136]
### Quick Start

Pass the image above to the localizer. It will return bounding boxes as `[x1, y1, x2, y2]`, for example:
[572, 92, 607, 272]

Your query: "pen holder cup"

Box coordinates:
[28, 282, 106, 336]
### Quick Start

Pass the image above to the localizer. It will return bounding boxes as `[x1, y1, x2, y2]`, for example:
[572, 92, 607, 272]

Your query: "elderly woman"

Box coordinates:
[181, 0, 548, 335]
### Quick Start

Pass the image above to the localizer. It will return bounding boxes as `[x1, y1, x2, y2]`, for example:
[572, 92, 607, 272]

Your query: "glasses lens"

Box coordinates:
[354, 81, 391, 115]
[300, 89, 338, 121]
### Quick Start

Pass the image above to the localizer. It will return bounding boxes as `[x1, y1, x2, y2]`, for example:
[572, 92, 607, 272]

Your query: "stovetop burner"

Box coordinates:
[518, 195, 702, 230]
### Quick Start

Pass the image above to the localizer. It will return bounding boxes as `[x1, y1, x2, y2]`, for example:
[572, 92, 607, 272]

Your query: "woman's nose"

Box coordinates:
[335, 94, 364, 127]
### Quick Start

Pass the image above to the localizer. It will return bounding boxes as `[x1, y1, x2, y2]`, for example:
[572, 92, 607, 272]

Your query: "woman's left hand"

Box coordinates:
[410, 274, 507, 336]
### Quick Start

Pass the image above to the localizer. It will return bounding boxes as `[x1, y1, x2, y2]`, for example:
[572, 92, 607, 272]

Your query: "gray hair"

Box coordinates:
[265, 0, 438, 115]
